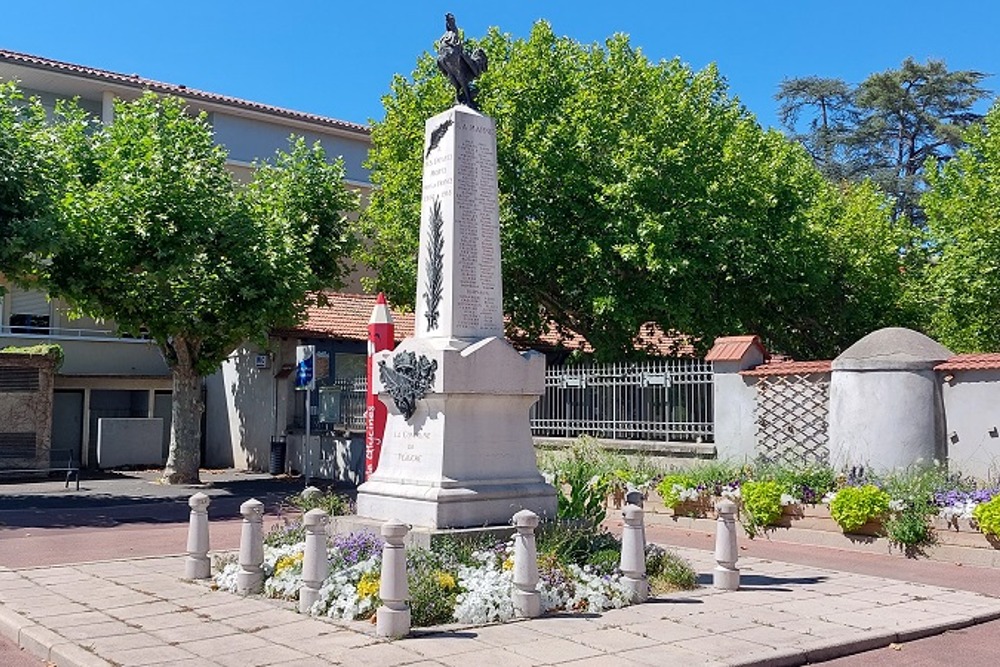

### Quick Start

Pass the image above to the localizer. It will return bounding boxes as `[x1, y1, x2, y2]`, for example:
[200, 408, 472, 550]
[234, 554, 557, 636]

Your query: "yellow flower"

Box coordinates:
[273, 551, 304, 577]
[502, 557, 514, 571]
[357, 572, 380, 599]
[434, 571, 456, 590]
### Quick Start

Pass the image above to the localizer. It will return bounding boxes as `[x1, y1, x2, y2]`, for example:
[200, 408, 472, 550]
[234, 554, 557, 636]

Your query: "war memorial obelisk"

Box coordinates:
[355, 14, 556, 529]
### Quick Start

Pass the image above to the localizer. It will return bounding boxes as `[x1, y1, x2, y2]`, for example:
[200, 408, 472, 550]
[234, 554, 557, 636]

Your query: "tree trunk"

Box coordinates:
[162, 338, 203, 484]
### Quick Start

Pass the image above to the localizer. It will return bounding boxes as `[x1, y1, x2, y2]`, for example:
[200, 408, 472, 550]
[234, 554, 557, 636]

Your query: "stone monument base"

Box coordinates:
[355, 336, 557, 530]
[356, 478, 557, 531]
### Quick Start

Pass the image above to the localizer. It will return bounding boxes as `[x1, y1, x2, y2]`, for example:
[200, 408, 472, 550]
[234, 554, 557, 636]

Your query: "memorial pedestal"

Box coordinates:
[355, 104, 556, 529]
[356, 336, 556, 528]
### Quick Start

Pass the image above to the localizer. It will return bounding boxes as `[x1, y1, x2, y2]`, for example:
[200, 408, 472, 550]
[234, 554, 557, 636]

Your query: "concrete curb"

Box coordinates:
[1, 593, 113, 667]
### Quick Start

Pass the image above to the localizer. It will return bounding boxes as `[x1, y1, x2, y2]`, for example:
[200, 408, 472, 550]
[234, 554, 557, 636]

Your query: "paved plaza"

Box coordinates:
[3, 543, 1000, 667]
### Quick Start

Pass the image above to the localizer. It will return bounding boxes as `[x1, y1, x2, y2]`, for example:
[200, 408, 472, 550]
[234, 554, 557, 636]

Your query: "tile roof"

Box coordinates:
[0, 48, 370, 136]
[935, 353, 1000, 372]
[705, 335, 767, 362]
[283, 293, 696, 357]
[740, 360, 832, 377]
[281, 293, 414, 343]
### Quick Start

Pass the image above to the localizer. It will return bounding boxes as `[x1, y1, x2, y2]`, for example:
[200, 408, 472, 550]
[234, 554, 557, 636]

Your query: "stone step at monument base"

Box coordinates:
[356, 478, 557, 531]
[331, 514, 517, 550]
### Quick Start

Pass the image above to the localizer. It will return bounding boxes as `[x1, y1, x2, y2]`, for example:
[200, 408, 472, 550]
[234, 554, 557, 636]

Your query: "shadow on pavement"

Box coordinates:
[0, 470, 357, 530]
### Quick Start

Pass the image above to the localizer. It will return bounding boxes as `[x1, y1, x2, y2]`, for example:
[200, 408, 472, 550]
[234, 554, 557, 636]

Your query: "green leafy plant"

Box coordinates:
[645, 544, 697, 592]
[830, 485, 890, 533]
[407, 548, 460, 626]
[879, 463, 946, 554]
[972, 495, 1000, 538]
[541, 437, 614, 528]
[739, 480, 785, 537]
[286, 488, 353, 516]
[656, 473, 701, 510]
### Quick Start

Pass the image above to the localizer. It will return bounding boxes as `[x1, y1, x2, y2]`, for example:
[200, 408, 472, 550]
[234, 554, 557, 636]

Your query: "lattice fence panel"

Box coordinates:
[754, 373, 830, 467]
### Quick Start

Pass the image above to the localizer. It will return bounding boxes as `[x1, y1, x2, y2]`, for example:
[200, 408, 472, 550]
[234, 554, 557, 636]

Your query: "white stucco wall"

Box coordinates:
[828, 369, 945, 471]
[204, 345, 280, 470]
[942, 369, 1000, 482]
[713, 360, 759, 462]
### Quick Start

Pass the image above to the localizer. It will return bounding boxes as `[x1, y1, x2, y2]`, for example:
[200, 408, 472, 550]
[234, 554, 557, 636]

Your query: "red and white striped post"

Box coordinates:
[365, 293, 395, 480]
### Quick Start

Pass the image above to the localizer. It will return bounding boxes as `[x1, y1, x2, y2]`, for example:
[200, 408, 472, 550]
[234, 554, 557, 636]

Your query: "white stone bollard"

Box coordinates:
[376, 519, 410, 638]
[620, 504, 648, 602]
[237, 498, 265, 595]
[299, 508, 330, 614]
[714, 498, 740, 590]
[301, 486, 323, 502]
[184, 492, 212, 579]
[511, 509, 541, 618]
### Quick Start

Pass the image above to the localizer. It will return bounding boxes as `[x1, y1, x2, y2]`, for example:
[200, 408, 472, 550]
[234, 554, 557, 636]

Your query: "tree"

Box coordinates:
[923, 102, 1000, 351]
[0, 82, 73, 278]
[361, 21, 911, 360]
[5, 91, 358, 484]
[776, 76, 854, 181]
[777, 59, 991, 226]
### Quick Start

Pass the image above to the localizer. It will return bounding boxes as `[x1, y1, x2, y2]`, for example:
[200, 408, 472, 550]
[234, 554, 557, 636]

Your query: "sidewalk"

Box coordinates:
[3, 545, 1000, 667]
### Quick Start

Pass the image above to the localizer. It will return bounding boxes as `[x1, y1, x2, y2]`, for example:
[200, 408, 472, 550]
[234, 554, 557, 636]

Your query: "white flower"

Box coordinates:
[720, 485, 741, 500]
[821, 491, 837, 505]
[779, 493, 800, 507]
[676, 486, 701, 502]
[888, 498, 907, 512]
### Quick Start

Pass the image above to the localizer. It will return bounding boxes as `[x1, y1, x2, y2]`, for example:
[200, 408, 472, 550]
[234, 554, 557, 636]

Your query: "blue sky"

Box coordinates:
[2, 1, 997, 130]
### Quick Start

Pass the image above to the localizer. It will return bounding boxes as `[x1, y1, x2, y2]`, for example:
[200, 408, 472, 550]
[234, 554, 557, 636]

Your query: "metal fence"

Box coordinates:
[333, 358, 714, 443]
[529, 359, 714, 443]
[318, 377, 368, 431]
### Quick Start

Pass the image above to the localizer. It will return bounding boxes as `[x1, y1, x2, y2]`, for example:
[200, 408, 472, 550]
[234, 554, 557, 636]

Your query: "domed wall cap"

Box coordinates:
[832, 327, 952, 371]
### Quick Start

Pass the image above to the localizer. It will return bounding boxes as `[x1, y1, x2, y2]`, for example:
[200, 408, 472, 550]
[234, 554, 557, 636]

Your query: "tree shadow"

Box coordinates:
[0, 470, 352, 530]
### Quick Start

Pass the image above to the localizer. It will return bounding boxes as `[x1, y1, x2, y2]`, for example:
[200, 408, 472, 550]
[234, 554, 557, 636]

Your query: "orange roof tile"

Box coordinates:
[279, 293, 414, 343]
[705, 335, 767, 362]
[282, 294, 695, 357]
[741, 360, 832, 377]
[935, 354, 1000, 372]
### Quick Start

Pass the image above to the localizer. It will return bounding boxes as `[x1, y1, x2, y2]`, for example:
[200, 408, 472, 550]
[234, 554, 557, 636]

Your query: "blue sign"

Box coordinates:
[295, 345, 315, 391]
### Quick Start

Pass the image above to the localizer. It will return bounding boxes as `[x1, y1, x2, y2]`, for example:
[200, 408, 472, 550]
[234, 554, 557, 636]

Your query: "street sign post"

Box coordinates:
[296, 345, 316, 481]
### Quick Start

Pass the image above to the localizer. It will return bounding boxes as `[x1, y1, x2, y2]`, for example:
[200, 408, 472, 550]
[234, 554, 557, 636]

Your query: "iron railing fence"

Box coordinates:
[332, 358, 714, 443]
[317, 377, 368, 431]
[530, 359, 714, 443]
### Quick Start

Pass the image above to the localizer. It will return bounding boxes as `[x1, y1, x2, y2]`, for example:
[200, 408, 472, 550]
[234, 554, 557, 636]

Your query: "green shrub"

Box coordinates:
[407, 548, 460, 626]
[586, 548, 622, 574]
[884, 508, 935, 553]
[973, 495, 1000, 537]
[756, 463, 836, 504]
[879, 463, 946, 553]
[536, 520, 620, 567]
[541, 437, 615, 528]
[830, 485, 890, 532]
[656, 473, 699, 509]
[645, 544, 697, 592]
[740, 480, 784, 536]
[286, 488, 353, 516]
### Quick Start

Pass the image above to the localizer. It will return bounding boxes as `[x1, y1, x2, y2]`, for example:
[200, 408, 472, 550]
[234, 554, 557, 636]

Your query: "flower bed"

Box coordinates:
[214, 521, 696, 628]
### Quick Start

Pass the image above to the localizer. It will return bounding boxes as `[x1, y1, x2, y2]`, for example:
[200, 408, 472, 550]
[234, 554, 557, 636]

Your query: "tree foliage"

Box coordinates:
[778, 58, 991, 226]
[1, 90, 359, 483]
[0, 82, 79, 279]
[923, 102, 1000, 351]
[361, 21, 913, 360]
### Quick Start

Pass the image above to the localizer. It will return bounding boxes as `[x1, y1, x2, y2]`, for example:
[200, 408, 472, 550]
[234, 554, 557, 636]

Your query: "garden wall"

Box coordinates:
[711, 331, 1000, 482]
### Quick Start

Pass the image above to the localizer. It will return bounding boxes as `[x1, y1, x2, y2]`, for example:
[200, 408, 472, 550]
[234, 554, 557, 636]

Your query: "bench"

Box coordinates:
[0, 447, 80, 490]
